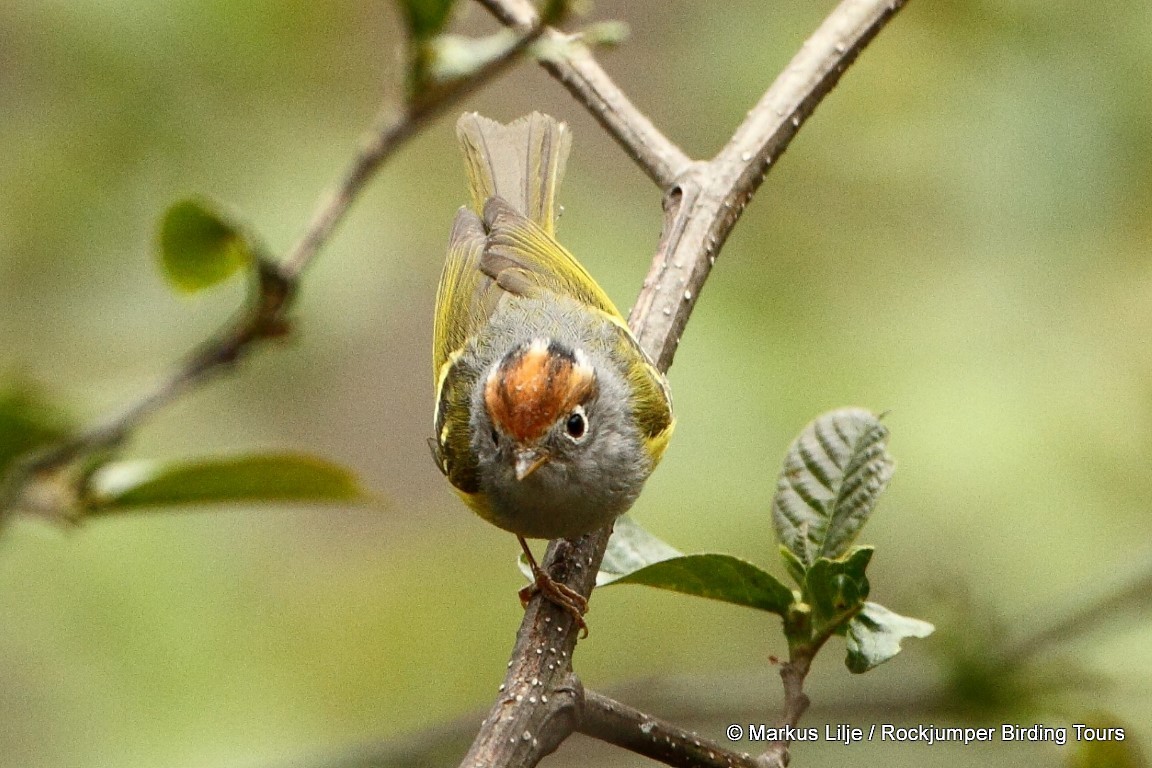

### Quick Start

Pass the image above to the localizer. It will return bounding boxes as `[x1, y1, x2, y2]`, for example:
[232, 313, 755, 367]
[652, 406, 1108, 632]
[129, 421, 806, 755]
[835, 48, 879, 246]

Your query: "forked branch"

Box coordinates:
[0, 19, 545, 523]
[462, 0, 908, 766]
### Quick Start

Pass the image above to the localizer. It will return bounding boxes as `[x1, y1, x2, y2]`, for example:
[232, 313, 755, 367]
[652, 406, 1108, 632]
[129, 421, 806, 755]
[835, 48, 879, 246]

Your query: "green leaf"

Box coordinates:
[580, 20, 630, 47]
[518, 517, 797, 615]
[804, 548, 873, 632]
[772, 408, 894, 567]
[423, 31, 518, 84]
[845, 601, 935, 673]
[158, 199, 257, 293]
[83, 453, 371, 512]
[396, 0, 456, 42]
[530, 517, 795, 615]
[779, 545, 807, 586]
[1064, 712, 1147, 768]
[0, 383, 72, 476]
[611, 554, 795, 615]
[598, 515, 683, 585]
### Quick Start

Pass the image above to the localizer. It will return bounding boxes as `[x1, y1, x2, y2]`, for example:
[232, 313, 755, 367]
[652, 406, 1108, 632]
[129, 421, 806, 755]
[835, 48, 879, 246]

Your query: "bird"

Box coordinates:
[431, 112, 674, 630]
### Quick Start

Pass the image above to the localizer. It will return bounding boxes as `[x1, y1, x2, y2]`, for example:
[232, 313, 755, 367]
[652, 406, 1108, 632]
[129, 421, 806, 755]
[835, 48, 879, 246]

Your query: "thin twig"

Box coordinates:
[631, 0, 910, 370]
[0, 22, 544, 523]
[463, 1, 908, 767]
[579, 690, 763, 768]
[477, 0, 691, 188]
[1001, 548, 1152, 665]
[760, 657, 814, 768]
[281, 24, 544, 279]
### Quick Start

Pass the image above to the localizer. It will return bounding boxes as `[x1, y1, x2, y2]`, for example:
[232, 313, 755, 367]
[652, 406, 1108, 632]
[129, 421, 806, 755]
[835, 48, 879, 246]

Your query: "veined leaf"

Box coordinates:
[845, 601, 934, 673]
[772, 408, 894, 567]
[84, 452, 371, 512]
[520, 517, 795, 614]
[779, 545, 807, 587]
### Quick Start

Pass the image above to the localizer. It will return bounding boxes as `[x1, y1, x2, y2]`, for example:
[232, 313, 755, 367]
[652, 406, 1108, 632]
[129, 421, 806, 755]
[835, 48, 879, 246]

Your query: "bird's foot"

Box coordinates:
[517, 536, 589, 638]
[518, 573, 589, 638]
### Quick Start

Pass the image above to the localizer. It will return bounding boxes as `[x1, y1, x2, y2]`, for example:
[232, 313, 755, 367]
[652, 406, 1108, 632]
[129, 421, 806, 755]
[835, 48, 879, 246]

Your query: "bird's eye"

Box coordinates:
[490, 428, 500, 446]
[565, 409, 587, 440]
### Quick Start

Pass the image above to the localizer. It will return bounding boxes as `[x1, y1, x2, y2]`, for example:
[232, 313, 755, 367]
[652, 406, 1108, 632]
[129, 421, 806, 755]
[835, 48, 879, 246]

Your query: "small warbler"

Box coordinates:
[431, 112, 674, 627]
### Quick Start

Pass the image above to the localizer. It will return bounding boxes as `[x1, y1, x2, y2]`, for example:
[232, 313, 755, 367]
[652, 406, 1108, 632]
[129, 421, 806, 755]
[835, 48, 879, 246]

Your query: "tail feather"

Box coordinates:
[456, 112, 571, 236]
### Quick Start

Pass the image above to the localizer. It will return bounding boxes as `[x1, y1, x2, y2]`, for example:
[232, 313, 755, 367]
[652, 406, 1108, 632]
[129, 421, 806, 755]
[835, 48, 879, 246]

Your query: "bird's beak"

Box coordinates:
[514, 447, 550, 481]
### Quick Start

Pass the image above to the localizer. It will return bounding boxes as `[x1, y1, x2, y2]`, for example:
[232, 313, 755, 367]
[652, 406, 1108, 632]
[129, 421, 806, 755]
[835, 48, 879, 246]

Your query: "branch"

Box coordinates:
[281, 23, 545, 279]
[631, 0, 909, 370]
[760, 657, 813, 768]
[463, 0, 908, 766]
[1002, 547, 1152, 665]
[265, 666, 956, 768]
[0, 21, 544, 524]
[458, 537, 594, 766]
[579, 690, 761, 768]
[477, 0, 691, 188]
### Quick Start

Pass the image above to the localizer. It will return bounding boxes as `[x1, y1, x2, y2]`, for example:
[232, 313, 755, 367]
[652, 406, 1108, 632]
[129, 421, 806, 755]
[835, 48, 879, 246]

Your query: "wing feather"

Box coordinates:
[432, 207, 495, 376]
[481, 197, 626, 322]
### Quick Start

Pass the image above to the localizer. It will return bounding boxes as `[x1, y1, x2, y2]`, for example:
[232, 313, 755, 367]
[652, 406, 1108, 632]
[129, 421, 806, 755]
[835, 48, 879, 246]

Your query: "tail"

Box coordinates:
[456, 112, 571, 237]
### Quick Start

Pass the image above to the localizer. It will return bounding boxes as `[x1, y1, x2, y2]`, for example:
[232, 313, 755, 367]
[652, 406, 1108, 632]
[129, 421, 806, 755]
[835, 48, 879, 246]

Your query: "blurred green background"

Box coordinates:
[3, 0, 1151, 766]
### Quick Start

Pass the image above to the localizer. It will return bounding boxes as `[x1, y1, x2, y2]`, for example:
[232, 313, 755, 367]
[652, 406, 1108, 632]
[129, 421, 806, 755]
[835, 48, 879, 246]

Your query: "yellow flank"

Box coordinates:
[454, 485, 491, 518]
[644, 417, 676, 465]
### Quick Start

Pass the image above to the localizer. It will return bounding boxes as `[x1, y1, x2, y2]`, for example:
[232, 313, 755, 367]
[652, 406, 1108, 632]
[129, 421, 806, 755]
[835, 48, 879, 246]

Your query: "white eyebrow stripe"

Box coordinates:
[572, 348, 593, 375]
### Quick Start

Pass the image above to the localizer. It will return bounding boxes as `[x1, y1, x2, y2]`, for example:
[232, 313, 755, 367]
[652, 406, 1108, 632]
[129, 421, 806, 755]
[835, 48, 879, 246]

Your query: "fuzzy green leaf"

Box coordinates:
[84, 453, 370, 512]
[1064, 712, 1146, 768]
[396, 0, 456, 42]
[0, 384, 71, 476]
[845, 601, 935, 673]
[158, 199, 256, 293]
[772, 408, 894, 567]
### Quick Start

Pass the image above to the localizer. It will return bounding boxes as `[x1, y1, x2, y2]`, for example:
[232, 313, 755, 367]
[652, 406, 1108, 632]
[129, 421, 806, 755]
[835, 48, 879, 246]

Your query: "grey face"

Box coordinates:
[469, 343, 652, 540]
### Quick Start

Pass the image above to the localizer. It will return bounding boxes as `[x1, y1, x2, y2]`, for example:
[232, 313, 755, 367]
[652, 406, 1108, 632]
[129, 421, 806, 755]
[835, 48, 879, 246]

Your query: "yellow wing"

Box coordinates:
[623, 337, 676, 465]
[432, 209, 492, 495]
[433, 207, 493, 378]
[479, 198, 625, 322]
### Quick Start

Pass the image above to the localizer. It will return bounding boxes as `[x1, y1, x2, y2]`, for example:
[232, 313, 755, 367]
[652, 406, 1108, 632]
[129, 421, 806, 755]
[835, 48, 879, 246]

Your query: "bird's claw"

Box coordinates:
[519, 572, 589, 638]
